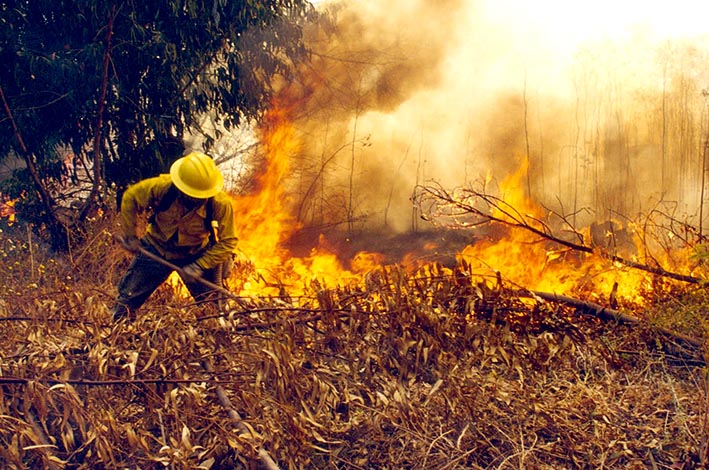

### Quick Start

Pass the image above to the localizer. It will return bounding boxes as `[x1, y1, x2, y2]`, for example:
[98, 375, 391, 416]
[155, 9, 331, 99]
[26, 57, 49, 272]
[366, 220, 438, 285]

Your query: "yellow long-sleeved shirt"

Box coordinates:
[120, 174, 238, 269]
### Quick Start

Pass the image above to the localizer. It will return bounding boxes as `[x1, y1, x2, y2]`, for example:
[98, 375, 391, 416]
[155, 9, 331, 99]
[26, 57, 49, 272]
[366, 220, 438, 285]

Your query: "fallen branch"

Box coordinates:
[523, 289, 704, 349]
[0, 376, 242, 386]
[415, 184, 704, 284]
[201, 357, 281, 470]
[0, 317, 95, 324]
[197, 310, 342, 330]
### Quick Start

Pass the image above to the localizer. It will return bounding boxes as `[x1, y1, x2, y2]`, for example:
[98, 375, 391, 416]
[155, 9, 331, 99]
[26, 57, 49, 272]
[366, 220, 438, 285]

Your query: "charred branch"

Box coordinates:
[523, 289, 704, 349]
[414, 182, 703, 284]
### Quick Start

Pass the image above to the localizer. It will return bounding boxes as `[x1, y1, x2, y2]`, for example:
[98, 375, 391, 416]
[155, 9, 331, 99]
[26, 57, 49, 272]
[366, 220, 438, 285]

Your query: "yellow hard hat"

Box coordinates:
[169, 152, 224, 199]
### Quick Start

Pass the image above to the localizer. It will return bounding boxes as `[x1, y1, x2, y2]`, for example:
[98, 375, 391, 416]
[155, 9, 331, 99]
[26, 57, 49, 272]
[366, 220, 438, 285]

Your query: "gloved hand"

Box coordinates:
[182, 262, 204, 281]
[121, 235, 141, 253]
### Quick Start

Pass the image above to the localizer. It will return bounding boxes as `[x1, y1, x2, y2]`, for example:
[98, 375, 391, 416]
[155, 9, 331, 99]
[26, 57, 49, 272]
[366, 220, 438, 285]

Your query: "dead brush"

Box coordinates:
[0, 216, 707, 469]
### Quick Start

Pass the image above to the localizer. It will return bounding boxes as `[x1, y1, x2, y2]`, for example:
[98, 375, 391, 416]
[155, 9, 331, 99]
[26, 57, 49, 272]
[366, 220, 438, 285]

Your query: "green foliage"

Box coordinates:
[0, 0, 313, 241]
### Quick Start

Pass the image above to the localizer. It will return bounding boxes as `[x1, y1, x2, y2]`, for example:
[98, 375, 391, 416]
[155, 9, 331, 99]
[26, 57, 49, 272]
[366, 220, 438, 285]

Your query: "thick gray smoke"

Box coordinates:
[277, 0, 709, 234]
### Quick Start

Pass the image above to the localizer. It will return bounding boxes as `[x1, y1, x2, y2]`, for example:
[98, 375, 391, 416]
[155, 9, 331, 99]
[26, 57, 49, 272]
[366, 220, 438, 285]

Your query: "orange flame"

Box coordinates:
[0, 196, 17, 224]
[220, 114, 696, 308]
[457, 158, 695, 307]
[228, 106, 362, 296]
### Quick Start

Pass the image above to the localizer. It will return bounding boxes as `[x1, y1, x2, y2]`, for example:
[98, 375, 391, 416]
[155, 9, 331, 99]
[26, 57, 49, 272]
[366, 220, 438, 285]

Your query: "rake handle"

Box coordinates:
[114, 234, 241, 301]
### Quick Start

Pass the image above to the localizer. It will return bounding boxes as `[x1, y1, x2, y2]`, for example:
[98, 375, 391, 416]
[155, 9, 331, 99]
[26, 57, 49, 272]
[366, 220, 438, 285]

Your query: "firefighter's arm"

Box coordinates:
[194, 194, 239, 269]
[120, 175, 171, 238]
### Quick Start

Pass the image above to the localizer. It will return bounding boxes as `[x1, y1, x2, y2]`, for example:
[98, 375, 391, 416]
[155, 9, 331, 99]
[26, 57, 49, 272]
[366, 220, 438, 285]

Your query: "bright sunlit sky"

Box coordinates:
[315, 0, 709, 43]
[487, 0, 709, 35]
[482, 0, 709, 53]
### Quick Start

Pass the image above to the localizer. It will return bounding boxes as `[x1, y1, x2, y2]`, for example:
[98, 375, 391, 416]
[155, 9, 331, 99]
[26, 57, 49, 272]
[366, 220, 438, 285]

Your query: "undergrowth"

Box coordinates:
[0, 213, 707, 469]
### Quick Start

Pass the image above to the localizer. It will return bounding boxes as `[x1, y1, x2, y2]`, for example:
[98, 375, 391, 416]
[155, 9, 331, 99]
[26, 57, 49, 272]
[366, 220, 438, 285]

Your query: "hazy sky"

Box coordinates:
[271, 0, 709, 232]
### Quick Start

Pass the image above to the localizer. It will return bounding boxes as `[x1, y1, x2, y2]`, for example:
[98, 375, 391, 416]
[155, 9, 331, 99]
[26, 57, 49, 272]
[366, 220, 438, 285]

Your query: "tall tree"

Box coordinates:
[0, 0, 312, 248]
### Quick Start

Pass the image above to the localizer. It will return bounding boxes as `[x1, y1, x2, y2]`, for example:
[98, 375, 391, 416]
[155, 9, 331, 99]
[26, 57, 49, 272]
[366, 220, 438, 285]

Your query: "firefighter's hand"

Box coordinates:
[182, 263, 204, 282]
[121, 235, 141, 253]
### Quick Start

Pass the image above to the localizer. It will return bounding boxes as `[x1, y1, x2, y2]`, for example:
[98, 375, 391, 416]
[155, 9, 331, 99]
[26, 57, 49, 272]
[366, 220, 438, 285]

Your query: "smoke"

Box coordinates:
[274, 0, 709, 234]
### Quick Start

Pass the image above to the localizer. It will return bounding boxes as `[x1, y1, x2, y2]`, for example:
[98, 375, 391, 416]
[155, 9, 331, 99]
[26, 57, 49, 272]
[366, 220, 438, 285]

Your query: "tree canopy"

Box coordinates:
[0, 0, 312, 248]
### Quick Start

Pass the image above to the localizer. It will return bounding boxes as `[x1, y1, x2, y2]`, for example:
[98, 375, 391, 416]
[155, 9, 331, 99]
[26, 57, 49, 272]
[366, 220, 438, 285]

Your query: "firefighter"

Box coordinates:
[111, 151, 238, 321]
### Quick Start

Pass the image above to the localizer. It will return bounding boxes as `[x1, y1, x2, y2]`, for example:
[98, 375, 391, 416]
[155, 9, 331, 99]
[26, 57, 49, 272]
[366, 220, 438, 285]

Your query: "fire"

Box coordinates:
[493, 157, 537, 221]
[0, 196, 17, 224]
[220, 115, 697, 308]
[227, 107, 363, 296]
[455, 161, 695, 307]
[196, 0, 709, 309]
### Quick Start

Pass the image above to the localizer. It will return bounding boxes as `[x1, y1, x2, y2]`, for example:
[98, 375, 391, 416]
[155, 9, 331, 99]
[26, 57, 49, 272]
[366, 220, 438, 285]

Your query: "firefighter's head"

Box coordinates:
[170, 152, 224, 199]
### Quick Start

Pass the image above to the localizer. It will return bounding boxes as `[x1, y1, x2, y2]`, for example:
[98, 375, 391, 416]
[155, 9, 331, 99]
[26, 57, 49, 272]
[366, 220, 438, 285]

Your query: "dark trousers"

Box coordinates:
[112, 243, 221, 319]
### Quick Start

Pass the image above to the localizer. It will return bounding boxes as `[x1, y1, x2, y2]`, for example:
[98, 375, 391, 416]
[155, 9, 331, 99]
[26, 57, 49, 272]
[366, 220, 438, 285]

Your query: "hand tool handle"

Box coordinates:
[114, 233, 243, 302]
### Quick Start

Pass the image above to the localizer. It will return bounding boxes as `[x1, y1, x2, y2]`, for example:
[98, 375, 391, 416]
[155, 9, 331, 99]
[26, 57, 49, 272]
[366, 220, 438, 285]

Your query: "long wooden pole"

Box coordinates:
[115, 234, 247, 305]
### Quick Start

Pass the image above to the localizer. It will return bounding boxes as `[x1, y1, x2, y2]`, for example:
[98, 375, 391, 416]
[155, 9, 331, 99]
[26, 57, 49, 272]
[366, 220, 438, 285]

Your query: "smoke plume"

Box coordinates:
[273, 0, 709, 234]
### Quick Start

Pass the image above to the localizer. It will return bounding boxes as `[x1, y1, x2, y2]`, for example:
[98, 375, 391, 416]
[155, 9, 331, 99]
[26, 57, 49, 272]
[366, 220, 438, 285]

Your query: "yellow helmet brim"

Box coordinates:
[170, 153, 224, 199]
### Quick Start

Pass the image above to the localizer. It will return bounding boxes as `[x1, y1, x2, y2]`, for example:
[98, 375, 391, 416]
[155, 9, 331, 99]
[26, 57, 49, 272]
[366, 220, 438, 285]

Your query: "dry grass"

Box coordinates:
[0, 216, 707, 469]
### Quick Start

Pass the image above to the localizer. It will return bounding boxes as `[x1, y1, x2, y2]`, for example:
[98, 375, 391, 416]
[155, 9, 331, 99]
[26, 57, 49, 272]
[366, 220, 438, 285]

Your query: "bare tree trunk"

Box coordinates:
[661, 62, 668, 193]
[573, 77, 581, 227]
[523, 74, 532, 199]
[412, 135, 425, 233]
[385, 140, 411, 227]
[695, 91, 709, 241]
[79, 5, 116, 221]
[347, 87, 361, 234]
[536, 96, 545, 197]
[0, 83, 67, 247]
[700, 130, 709, 238]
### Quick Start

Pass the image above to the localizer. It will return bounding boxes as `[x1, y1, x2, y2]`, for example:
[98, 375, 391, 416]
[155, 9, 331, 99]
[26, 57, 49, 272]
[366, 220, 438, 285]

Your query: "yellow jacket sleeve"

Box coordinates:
[120, 175, 172, 238]
[193, 192, 239, 270]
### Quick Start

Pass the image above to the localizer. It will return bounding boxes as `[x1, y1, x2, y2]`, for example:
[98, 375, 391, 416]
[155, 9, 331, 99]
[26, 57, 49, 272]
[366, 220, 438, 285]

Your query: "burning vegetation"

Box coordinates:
[3, 0, 709, 468]
[1, 98, 709, 468]
[0, 204, 707, 468]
